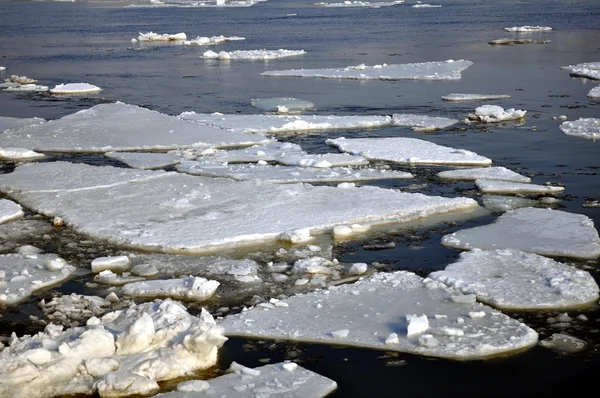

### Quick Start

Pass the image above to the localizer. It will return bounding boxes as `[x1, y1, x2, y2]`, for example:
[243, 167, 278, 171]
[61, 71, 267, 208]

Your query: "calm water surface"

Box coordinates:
[0, 0, 599, 396]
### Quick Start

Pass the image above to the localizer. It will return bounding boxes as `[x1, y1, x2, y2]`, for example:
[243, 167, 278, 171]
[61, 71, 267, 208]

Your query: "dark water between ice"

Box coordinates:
[1, 0, 600, 396]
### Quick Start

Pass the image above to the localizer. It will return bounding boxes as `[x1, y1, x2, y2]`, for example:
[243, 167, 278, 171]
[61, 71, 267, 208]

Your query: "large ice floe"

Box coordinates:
[0, 299, 227, 398]
[49, 83, 102, 95]
[466, 105, 526, 123]
[441, 93, 511, 102]
[504, 26, 553, 32]
[260, 59, 473, 81]
[0, 102, 268, 153]
[588, 86, 600, 98]
[429, 249, 599, 310]
[0, 161, 479, 254]
[441, 207, 600, 260]
[474, 180, 564, 194]
[155, 362, 337, 397]
[136, 31, 187, 41]
[202, 49, 306, 60]
[315, 1, 404, 7]
[437, 167, 530, 183]
[104, 152, 182, 170]
[561, 62, 600, 80]
[559, 118, 600, 140]
[326, 137, 492, 166]
[219, 270, 539, 360]
[183, 35, 245, 46]
[250, 97, 315, 113]
[0, 198, 24, 224]
[0, 253, 76, 305]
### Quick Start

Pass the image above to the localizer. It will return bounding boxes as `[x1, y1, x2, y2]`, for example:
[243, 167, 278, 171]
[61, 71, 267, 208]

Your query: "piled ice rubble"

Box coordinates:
[561, 62, 600, 80]
[136, 31, 187, 41]
[39, 293, 115, 327]
[202, 49, 306, 60]
[559, 118, 600, 140]
[466, 105, 526, 123]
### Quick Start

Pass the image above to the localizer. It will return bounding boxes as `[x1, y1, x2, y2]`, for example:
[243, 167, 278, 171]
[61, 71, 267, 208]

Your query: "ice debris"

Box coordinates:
[466, 105, 526, 123]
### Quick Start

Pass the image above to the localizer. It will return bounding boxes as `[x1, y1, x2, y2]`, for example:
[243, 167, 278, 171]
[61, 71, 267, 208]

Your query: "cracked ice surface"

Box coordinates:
[261, 59, 474, 81]
[178, 112, 393, 134]
[429, 249, 599, 310]
[202, 49, 306, 60]
[437, 167, 530, 183]
[0, 102, 268, 153]
[0, 299, 227, 398]
[104, 152, 182, 170]
[0, 162, 478, 254]
[0, 199, 24, 224]
[474, 179, 564, 194]
[219, 271, 538, 360]
[441, 207, 600, 260]
[327, 137, 492, 166]
[559, 118, 600, 140]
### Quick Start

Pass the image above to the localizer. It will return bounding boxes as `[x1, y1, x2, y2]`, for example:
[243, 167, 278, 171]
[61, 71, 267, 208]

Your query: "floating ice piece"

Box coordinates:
[0, 253, 76, 305]
[0, 199, 24, 224]
[94, 270, 146, 286]
[202, 49, 306, 60]
[489, 38, 551, 45]
[261, 59, 473, 81]
[559, 118, 600, 140]
[588, 86, 600, 98]
[105, 151, 182, 169]
[219, 271, 538, 360]
[0, 116, 45, 132]
[122, 276, 220, 301]
[39, 293, 113, 327]
[250, 97, 315, 113]
[4, 74, 37, 84]
[0, 102, 268, 152]
[179, 112, 393, 134]
[0, 66, 5, 71]
[441, 207, 600, 259]
[91, 255, 131, 273]
[441, 93, 511, 102]
[429, 249, 599, 310]
[539, 333, 586, 354]
[327, 137, 492, 166]
[0, 148, 45, 161]
[315, 0, 404, 7]
[504, 26, 552, 32]
[474, 179, 564, 194]
[0, 299, 227, 398]
[177, 161, 413, 183]
[183, 35, 245, 46]
[466, 105, 526, 123]
[49, 83, 102, 94]
[412, 3, 441, 7]
[154, 362, 337, 397]
[0, 162, 479, 254]
[481, 195, 539, 212]
[276, 153, 369, 168]
[4, 84, 49, 92]
[137, 31, 187, 41]
[392, 114, 459, 131]
[561, 62, 600, 80]
[438, 167, 530, 183]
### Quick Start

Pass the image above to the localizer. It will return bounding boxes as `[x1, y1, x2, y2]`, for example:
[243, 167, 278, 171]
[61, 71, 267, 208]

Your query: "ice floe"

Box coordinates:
[219, 271, 538, 360]
[4, 75, 37, 84]
[489, 38, 551, 45]
[559, 118, 600, 140]
[428, 249, 599, 310]
[183, 35, 245, 46]
[481, 195, 540, 212]
[412, 3, 441, 7]
[49, 83, 102, 94]
[466, 105, 526, 123]
[314, 0, 404, 7]
[122, 276, 220, 301]
[0, 253, 76, 305]
[437, 167, 530, 183]
[178, 112, 393, 134]
[504, 26, 553, 32]
[176, 161, 414, 183]
[0, 161, 479, 254]
[202, 49, 306, 61]
[0, 199, 24, 224]
[326, 137, 492, 166]
[4, 84, 49, 92]
[0, 102, 268, 152]
[539, 333, 586, 354]
[441, 93, 511, 102]
[137, 31, 187, 41]
[0, 299, 227, 398]
[154, 362, 337, 397]
[392, 114, 459, 131]
[250, 97, 315, 113]
[588, 86, 600, 98]
[105, 151, 182, 169]
[91, 256, 132, 273]
[261, 59, 473, 81]
[0, 148, 45, 161]
[560, 62, 600, 80]
[0, 116, 45, 132]
[441, 207, 600, 260]
[474, 179, 564, 194]
[0, 66, 5, 71]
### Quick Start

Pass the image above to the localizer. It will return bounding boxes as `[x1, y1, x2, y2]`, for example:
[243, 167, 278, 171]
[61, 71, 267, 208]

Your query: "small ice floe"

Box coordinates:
[504, 26, 553, 32]
[441, 207, 600, 260]
[0, 102, 268, 152]
[261, 59, 474, 81]
[201, 49, 306, 60]
[137, 31, 187, 41]
[0, 148, 45, 161]
[105, 151, 182, 170]
[176, 161, 413, 183]
[392, 114, 459, 131]
[0, 199, 24, 224]
[441, 93, 511, 102]
[4, 84, 49, 92]
[560, 62, 600, 80]
[466, 105, 526, 123]
[91, 255, 131, 273]
[482, 195, 540, 212]
[154, 362, 337, 397]
[559, 118, 600, 140]
[0, 66, 5, 71]
[122, 276, 220, 301]
[219, 271, 538, 360]
[4, 74, 37, 84]
[0, 299, 227, 398]
[326, 137, 492, 166]
[49, 83, 102, 94]
[178, 112, 393, 134]
[94, 270, 146, 286]
[429, 249, 599, 310]
[315, 0, 404, 7]
[0, 253, 76, 305]
[438, 167, 530, 183]
[39, 293, 114, 327]
[474, 179, 565, 194]
[183, 35, 245, 46]
[539, 333, 586, 354]
[0, 115, 45, 132]
[489, 38, 551, 45]
[588, 86, 600, 98]
[276, 153, 369, 168]
[0, 162, 479, 254]
[250, 97, 315, 113]
[412, 3, 442, 7]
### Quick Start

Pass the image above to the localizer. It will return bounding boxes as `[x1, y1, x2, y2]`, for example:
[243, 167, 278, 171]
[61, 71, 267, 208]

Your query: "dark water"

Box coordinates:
[1, 0, 600, 396]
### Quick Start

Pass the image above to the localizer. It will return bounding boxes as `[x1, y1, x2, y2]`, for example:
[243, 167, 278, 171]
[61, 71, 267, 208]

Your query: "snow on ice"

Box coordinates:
[441, 93, 511, 102]
[49, 83, 102, 95]
[559, 118, 600, 140]
[0, 199, 24, 224]
[474, 179, 565, 194]
[201, 49, 306, 60]
[466, 105, 526, 123]
[437, 167, 530, 183]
